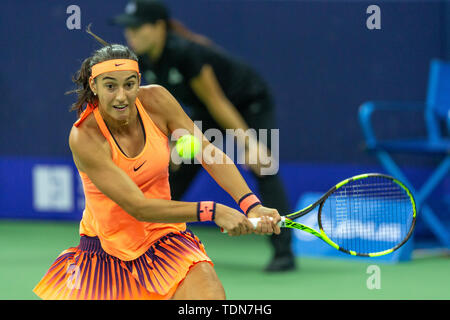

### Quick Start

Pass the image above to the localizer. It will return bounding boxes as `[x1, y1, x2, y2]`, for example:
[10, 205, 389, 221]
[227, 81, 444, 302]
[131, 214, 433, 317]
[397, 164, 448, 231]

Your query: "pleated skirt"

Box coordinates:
[33, 229, 213, 300]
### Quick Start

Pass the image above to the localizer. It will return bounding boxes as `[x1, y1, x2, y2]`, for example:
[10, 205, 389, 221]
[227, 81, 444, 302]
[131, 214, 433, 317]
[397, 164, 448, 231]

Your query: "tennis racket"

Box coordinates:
[224, 173, 417, 257]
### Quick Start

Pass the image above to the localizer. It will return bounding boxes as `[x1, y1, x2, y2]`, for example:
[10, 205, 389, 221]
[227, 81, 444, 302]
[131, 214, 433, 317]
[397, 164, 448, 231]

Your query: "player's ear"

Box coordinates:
[89, 76, 98, 96]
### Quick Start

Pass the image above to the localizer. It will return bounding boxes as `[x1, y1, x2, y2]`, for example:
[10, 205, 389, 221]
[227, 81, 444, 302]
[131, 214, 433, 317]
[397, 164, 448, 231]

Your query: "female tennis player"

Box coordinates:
[32, 41, 280, 300]
[112, 0, 295, 272]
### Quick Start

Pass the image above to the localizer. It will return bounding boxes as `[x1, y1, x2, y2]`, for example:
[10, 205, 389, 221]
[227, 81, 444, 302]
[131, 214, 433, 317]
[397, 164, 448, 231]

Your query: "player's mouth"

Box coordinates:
[113, 104, 128, 111]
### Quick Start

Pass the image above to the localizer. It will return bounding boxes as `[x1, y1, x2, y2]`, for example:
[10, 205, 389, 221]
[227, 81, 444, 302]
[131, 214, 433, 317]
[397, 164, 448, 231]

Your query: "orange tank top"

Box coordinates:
[76, 98, 186, 261]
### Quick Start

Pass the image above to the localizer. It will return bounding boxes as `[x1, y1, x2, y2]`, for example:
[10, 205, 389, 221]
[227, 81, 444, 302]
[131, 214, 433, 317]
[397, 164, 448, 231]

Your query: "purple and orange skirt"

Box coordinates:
[33, 229, 212, 300]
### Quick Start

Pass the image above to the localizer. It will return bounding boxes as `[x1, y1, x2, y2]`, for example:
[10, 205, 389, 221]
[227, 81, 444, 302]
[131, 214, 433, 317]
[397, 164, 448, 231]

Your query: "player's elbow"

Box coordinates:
[122, 197, 148, 222]
[121, 196, 171, 223]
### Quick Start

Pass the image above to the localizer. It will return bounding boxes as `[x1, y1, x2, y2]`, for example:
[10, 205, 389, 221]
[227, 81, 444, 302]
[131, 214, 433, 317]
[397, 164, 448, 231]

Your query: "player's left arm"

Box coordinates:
[138, 85, 280, 234]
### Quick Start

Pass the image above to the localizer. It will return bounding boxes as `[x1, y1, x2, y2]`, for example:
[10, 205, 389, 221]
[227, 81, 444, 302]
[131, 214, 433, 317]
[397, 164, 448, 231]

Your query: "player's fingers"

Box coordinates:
[267, 211, 281, 235]
[261, 217, 272, 235]
[273, 221, 281, 235]
[257, 216, 272, 235]
[227, 224, 240, 237]
[268, 210, 281, 224]
[238, 221, 247, 236]
[266, 217, 278, 235]
[245, 216, 256, 234]
[232, 218, 252, 236]
[247, 220, 255, 234]
[253, 216, 265, 234]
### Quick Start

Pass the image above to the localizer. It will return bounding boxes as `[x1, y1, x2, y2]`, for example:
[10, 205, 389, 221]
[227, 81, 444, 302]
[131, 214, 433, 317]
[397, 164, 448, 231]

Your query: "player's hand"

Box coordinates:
[247, 205, 281, 235]
[215, 203, 254, 236]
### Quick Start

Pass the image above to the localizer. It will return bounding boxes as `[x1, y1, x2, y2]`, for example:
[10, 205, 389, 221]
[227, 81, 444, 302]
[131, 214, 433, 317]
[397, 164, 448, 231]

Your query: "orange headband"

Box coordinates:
[90, 59, 139, 81]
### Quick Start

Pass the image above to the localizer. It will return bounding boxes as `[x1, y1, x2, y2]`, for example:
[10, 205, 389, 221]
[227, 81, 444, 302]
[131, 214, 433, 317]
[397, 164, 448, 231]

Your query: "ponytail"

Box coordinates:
[67, 57, 96, 116]
[86, 23, 110, 47]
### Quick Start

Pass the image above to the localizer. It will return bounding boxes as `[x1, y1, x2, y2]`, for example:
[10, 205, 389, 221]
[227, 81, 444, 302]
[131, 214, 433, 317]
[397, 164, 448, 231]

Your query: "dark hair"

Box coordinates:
[67, 25, 138, 116]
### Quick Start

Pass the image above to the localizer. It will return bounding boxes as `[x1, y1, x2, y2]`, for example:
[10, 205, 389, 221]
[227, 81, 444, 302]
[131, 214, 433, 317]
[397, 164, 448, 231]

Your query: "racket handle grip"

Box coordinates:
[221, 217, 285, 233]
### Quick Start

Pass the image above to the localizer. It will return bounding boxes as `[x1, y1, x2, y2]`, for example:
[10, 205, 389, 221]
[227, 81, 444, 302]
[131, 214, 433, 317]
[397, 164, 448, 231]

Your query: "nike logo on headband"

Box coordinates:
[115, 63, 125, 67]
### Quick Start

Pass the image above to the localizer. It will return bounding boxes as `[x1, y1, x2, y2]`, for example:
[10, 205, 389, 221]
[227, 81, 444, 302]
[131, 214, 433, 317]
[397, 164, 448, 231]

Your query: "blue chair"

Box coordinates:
[359, 58, 450, 249]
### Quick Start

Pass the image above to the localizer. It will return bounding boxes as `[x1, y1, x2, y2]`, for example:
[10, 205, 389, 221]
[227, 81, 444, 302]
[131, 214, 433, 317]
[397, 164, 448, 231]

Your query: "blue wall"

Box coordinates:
[0, 0, 446, 164]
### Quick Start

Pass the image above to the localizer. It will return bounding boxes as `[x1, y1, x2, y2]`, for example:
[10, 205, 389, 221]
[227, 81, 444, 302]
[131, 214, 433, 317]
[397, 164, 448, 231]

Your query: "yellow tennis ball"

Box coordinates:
[175, 135, 201, 159]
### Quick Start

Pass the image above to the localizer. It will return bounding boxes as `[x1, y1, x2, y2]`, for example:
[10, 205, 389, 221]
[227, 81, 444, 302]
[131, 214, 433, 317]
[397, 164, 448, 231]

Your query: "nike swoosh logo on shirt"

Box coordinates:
[133, 161, 146, 172]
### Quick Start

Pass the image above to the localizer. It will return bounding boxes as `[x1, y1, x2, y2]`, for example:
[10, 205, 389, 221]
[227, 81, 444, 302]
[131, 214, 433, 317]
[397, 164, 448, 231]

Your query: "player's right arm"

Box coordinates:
[68, 122, 251, 236]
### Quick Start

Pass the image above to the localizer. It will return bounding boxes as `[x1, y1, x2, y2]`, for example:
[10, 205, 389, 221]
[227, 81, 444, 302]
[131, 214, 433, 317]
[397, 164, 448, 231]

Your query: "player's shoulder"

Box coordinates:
[137, 85, 182, 135]
[138, 84, 176, 112]
[69, 112, 106, 155]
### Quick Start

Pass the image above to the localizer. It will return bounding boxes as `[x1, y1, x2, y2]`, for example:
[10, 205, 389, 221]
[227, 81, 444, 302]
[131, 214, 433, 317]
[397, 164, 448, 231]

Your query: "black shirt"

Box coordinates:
[138, 32, 269, 122]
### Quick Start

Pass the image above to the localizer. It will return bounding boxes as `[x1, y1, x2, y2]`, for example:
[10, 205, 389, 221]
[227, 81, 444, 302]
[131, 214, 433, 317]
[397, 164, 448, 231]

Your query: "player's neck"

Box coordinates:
[100, 105, 139, 136]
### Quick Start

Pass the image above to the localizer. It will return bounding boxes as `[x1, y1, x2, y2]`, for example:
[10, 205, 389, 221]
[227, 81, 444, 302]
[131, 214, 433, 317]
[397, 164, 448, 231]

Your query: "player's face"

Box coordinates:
[124, 22, 163, 55]
[92, 70, 141, 122]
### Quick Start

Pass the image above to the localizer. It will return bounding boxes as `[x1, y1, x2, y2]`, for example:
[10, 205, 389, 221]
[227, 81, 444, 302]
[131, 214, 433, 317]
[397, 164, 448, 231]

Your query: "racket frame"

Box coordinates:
[283, 173, 417, 257]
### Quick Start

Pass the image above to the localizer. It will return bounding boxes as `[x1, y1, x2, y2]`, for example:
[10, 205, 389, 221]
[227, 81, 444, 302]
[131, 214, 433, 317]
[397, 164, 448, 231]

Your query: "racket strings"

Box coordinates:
[320, 176, 414, 255]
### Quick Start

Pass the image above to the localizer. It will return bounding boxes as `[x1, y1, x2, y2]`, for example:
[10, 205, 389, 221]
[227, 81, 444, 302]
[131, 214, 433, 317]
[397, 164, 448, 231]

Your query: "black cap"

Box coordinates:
[111, 0, 169, 28]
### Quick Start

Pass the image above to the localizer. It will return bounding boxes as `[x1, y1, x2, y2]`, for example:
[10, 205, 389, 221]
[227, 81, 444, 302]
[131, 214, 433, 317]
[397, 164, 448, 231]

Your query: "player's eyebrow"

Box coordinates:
[101, 75, 137, 81]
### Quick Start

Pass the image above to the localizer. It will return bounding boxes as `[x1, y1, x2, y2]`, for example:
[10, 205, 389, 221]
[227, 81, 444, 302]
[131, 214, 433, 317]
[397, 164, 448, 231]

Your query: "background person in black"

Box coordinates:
[112, 0, 296, 272]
